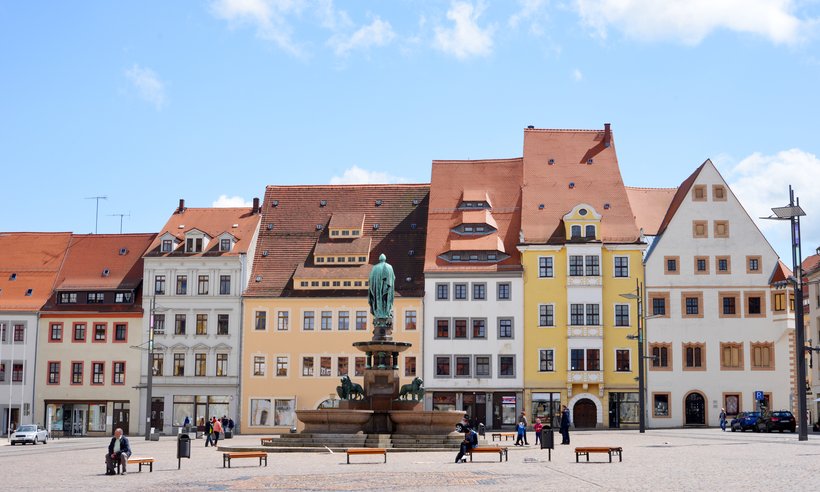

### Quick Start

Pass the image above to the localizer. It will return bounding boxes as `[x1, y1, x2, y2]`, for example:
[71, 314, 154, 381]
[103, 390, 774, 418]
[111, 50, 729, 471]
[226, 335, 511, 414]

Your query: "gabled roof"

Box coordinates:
[53, 234, 156, 290]
[248, 184, 429, 297]
[328, 213, 365, 230]
[802, 254, 820, 276]
[654, 162, 707, 237]
[459, 210, 498, 229]
[625, 186, 678, 236]
[521, 126, 640, 244]
[770, 260, 793, 284]
[146, 206, 261, 257]
[0, 232, 72, 311]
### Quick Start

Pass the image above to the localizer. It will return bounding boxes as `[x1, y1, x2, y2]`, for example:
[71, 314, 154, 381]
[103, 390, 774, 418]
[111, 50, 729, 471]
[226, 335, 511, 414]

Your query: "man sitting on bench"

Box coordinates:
[105, 428, 132, 475]
[455, 426, 479, 463]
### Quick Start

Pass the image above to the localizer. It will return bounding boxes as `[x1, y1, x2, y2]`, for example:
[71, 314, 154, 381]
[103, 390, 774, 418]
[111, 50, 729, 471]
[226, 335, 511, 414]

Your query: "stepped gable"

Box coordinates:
[425, 158, 523, 273]
[521, 126, 640, 244]
[248, 184, 430, 298]
[625, 186, 677, 236]
[145, 205, 261, 257]
[0, 232, 72, 311]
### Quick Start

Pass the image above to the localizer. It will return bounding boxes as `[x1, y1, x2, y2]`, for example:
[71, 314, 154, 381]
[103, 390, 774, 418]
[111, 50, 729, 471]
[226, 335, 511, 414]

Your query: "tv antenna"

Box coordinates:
[108, 212, 131, 234]
[85, 196, 108, 234]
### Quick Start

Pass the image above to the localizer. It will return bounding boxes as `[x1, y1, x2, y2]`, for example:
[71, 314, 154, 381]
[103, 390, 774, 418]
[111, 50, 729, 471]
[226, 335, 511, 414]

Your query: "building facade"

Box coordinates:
[802, 252, 820, 425]
[139, 199, 261, 435]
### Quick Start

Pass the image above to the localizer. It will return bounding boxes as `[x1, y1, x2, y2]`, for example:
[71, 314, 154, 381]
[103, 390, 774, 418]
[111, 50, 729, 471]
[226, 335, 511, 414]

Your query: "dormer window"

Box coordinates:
[331, 230, 339, 237]
[585, 225, 596, 238]
[9, 273, 16, 281]
[571, 225, 582, 238]
[186, 237, 203, 253]
[25, 289, 33, 296]
[220, 238, 232, 252]
[59, 292, 77, 304]
[161, 239, 173, 252]
[351, 230, 360, 236]
[341, 230, 350, 236]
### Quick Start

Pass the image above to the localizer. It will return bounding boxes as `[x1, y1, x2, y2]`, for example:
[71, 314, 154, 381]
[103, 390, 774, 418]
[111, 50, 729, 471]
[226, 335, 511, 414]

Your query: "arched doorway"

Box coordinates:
[573, 399, 597, 428]
[684, 392, 706, 425]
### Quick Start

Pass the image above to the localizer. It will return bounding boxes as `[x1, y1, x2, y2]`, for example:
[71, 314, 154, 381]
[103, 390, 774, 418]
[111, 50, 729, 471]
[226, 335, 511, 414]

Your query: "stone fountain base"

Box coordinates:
[295, 409, 373, 434]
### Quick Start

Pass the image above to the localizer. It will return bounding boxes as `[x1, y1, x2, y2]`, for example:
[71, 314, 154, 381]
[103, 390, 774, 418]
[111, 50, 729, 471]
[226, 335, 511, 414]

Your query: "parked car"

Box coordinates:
[730, 411, 761, 432]
[757, 410, 797, 433]
[10, 424, 48, 445]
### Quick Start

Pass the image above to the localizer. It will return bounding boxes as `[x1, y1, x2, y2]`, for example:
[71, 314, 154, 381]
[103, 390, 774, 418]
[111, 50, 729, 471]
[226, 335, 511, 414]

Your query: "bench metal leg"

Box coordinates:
[384, 452, 387, 463]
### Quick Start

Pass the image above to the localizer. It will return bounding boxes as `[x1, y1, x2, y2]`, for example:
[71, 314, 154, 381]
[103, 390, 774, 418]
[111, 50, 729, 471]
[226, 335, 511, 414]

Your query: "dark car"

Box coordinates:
[730, 411, 761, 432]
[758, 410, 797, 433]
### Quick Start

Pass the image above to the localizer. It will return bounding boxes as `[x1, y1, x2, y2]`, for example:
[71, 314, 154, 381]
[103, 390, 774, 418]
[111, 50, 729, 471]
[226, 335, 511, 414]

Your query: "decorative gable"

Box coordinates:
[563, 203, 602, 241]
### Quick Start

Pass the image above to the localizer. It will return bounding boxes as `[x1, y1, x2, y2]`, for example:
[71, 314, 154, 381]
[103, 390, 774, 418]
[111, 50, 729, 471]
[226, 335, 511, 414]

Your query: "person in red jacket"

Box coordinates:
[533, 418, 544, 446]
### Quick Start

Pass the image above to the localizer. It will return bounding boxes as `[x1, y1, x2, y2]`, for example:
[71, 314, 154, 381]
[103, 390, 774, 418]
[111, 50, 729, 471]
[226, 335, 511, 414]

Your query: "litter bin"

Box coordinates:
[541, 427, 554, 461]
[225, 429, 233, 439]
[477, 423, 486, 437]
[177, 433, 191, 469]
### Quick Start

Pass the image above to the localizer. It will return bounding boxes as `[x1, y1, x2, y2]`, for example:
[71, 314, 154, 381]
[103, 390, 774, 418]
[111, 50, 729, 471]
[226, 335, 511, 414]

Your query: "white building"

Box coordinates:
[803, 252, 820, 426]
[422, 159, 525, 429]
[642, 160, 794, 427]
[139, 199, 261, 435]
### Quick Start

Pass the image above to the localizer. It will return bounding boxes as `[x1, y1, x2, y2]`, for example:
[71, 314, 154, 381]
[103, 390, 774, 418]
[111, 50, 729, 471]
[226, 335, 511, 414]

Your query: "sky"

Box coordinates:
[1, 0, 819, 263]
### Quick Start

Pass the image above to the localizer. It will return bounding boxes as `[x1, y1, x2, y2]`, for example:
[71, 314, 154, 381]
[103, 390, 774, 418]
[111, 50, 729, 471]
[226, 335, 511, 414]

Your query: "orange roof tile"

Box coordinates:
[462, 190, 492, 207]
[314, 237, 372, 255]
[459, 210, 498, 229]
[0, 232, 72, 311]
[293, 264, 371, 279]
[328, 213, 366, 230]
[625, 187, 678, 236]
[770, 260, 794, 284]
[449, 234, 505, 253]
[53, 234, 156, 291]
[146, 206, 261, 257]
[521, 126, 640, 244]
[802, 254, 820, 276]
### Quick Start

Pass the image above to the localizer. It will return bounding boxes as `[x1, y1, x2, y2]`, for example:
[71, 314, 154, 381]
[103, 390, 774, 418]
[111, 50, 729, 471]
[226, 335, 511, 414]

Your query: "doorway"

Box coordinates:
[113, 402, 130, 435]
[573, 399, 597, 428]
[685, 392, 706, 425]
[71, 407, 87, 436]
[151, 397, 164, 433]
[3, 408, 20, 435]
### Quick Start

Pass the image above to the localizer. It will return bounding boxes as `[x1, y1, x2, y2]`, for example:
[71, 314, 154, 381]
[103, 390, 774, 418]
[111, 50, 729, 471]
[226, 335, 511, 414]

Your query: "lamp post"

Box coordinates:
[762, 186, 808, 441]
[620, 279, 646, 433]
[144, 296, 156, 441]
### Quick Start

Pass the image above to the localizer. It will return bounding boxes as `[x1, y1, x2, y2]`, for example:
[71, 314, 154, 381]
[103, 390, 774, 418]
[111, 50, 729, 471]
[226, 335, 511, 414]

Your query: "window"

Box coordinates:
[724, 394, 740, 416]
[497, 282, 511, 300]
[684, 343, 705, 370]
[539, 305, 554, 327]
[498, 318, 513, 339]
[614, 304, 630, 326]
[303, 311, 315, 331]
[571, 225, 582, 238]
[586, 304, 600, 326]
[571, 349, 584, 371]
[455, 356, 471, 377]
[173, 354, 185, 376]
[255, 311, 266, 330]
[716, 256, 731, 274]
[475, 356, 490, 377]
[665, 256, 679, 274]
[92, 362, 104, 385]
[112, 361, 125, 384]
[720, 292, 740, 318]
[73, 323, 86, 341]
[220, 238, 232, 251]
[714, 220, 729, 238]
[276, 356, 288, 377]
[277, 311, 289, 331]
[355, 311, 367, 331]
[472, 283, 486, 300]
[219, 275, 231, 295]
[498, 355, 515, 377]
[176, 275, 187, 295]
[338, 311, 349, 331]
[585, 255, 600, 276]
[253, 356, 266, 376]
[585, 225, 596, 238]
[195, 353, 207, 376]
[539, 349, 554, 372]
[436, 356, 451, 377]
[682, 292, 703, 318]
[692, 184, 706, 201]
[50, 323, 63, 342]
[614, 256, 629, 277]
[175, 314, 187, 335]
[87, 292, 104, 303]
[196, 314, 208, 335]
[569, 255, 584, 276]
[436, 319, 450, 338]
[154, 314, 165, 334]
[713, 184, 727, 201]
[720, 343, 743, 370]
[114, 323, 127, 342]
[692, 220, 708, 238]
[751, 342, 774, 369]
[114, 292, 133, 303]
[161, 239, 173, 252]
[695, 256, 709, 274]
[355, 357, 365, 376]
[653, 393, 670, 417]
[155, 275, 166, 295]
[615, 349, 630, 372]
[747, 256, 761, 273]
[454, 283, 467, 300]
[649, 292, 670, 318]
[650, 343, 670, 369]
[13, 324, 24, 342]
[321, 311, 332, 330]
[48, 362, 60, 384]
[151, 353, 163, 376]
[570, 304, 585, 326]
[71, 362, 83, 385]
[302, 357, 314, 376]
[59, 292, 77, 304]
[539, 257, 554, 278]
[320, 357, 332, 376]
[404, 356, 416, 377]
[746, 292, 765, 317]
[404, 310, 417, 330]
[773, 293, 786, 312]
[11, 363, 22, 382]
[217, 314, 229, 335]
[454, 319, 468, 339]
[197, 275, 209, 295]
[216, 353, 227, 376]
[436, 283, 449, 300]
[472, 319, 486, 339]
[586, 349, 600, 371]
[186, 237, 203, 253]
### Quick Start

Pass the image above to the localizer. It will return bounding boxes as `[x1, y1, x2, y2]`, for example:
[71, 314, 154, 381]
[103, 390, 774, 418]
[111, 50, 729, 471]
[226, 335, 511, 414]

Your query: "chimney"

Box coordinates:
[177, 199, 186, 214]
[252, 197, 260, 214]
[603, 123, 611, 148]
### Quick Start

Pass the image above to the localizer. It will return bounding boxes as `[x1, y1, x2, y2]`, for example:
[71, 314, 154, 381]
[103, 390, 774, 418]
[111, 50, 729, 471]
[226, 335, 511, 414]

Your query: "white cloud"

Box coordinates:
[574, 0, 810, 45]
[315, 0, 352, 31]
[329, 166, 410, 185]
[434, 1, 495, 59]
[329, 17, 396, 57]
[210, 0, 306, 57]
[721, 149, 820, 261]
[212, 195, 253, 207]
[124, 64, 166, 110]
[572, 68, 583, 81]
[508, 0, 549, 35]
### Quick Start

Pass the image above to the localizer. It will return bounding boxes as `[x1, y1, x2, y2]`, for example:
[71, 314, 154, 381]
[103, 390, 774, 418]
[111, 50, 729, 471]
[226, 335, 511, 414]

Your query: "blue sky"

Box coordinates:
[1, 0, 819, 262]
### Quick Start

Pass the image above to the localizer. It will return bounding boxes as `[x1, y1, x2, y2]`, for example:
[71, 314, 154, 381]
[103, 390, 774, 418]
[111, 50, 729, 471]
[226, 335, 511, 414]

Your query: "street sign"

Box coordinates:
[755, 391, 764, 401]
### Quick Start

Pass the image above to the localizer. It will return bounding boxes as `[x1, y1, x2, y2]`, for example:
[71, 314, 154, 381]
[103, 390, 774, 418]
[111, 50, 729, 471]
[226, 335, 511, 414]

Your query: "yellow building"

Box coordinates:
[240, 184, 429, 434]
[519, 125, 645, 428]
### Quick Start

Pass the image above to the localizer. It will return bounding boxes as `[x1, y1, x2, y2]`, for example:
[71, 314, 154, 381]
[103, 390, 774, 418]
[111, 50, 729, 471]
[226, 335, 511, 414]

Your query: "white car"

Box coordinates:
[10, 424, 48, 445]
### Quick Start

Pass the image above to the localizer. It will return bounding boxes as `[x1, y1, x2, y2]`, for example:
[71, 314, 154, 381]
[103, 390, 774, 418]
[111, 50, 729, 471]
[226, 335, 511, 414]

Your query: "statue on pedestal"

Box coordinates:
[368, 253, 395, 341]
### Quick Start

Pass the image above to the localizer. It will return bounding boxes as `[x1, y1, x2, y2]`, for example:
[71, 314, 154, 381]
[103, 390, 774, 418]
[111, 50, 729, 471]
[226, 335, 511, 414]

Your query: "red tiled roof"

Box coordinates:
[449, 234, 505, 253]
[521, 127, 640, 244]
[654, 162, 708, 237]
[0, 232, 72, 311]
[146, 206, 261, 257]
[293, 264, 370, 279]
[625, 187, 678, 236]
[328, 213, 366, 230]
[247, 184, 430, 297]
[425, 158, 523, 273]
[770, 260, 794, 284]
[459, 210, 498, 229]
[802, 254, 820, 276]
[314, 237, 371, 255]
[54, 234, 156, 290]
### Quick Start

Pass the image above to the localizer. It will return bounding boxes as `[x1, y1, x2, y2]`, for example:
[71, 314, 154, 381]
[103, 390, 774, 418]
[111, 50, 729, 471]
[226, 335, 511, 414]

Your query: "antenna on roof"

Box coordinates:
[85, 196, 108, 234]
[108, 212, 131, 234]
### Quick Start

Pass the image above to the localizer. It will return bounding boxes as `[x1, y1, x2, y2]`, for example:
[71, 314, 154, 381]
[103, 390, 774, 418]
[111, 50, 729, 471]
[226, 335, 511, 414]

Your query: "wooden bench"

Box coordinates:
[346, 448, 387, 464]
[126, 457, 156, 472]
[260, 437, 274, 445]
[491, 432, 516, 442]
[468, 447, 508, 462]
[574, 447, 623, 463]
[222, 451, 268, 468]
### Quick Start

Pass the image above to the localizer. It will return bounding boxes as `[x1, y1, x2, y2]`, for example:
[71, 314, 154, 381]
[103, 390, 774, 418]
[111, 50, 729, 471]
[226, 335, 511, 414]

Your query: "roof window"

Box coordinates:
[538, 204, 544, 210]
[320, 200, 327, 207]
[102, 268, 110, 277]
[272, 200, 279, 207]
[548, 159, 555, 165]
[262, 250, 269, 257]
[9, 273, 17, 281]
[569, 182, 575, 189]
[587, 158, 594, 165]
[373, 224, 380, 230]
[25, 289, 33, 296]
[119, 248, 128, 255]
[408, 250, 415, 256]
[255, 275, 262, 282]
[375, 199, 383, 207]
[316, 224, 323, 231]
[410, 223, 417, 230]
[267, 223, 274, 230]
[412, 199, 420, 206]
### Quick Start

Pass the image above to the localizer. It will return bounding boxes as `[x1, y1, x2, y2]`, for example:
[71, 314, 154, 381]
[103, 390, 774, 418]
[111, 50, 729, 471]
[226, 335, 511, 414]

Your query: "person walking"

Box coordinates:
[515, 419, 526, 446]
[211, 416, 223, 447]
[533, 418, 543, 446]
[519, 410, 529, 445]
[560, 405, 571, 445]
[719, 408, 727, 432]
[204, 417, 213, 447]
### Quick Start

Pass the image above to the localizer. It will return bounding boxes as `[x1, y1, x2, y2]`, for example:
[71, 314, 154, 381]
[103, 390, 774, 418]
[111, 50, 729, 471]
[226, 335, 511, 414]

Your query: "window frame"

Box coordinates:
[683, 343, 706, 371]
[613, 256, 629, 278]
[719, 342, 744, 371]
[538, 256, 554, 278]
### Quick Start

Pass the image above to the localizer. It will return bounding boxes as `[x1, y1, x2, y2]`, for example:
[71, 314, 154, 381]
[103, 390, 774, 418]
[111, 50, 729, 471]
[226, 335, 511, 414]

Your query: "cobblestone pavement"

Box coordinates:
[2, 428, 819, 491]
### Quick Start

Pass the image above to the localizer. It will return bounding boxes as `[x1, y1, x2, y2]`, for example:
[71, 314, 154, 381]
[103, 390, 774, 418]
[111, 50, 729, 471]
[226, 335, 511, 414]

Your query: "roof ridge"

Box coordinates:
[524, 128, 606, 133]
[265, 183, 430, 190]
[625, 186, 678, 191]
[432, 158, 523, 164]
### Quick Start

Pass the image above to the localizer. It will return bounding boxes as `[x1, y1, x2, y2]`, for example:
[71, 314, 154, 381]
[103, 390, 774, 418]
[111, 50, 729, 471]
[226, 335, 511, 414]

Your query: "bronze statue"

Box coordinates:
[336, 375, 365, 400]
[398, 377, 424, 401]
[368, 253, 395, 340]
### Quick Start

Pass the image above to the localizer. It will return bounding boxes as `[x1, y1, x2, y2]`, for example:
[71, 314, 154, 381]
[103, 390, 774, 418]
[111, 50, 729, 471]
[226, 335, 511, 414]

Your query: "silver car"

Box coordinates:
[10, 424, 48, 445]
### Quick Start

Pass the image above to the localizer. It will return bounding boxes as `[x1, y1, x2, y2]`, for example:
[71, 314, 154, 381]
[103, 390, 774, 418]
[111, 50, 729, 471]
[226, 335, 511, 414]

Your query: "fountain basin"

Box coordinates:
[389, 410, 464, 435]
[296, 409, 374, 434]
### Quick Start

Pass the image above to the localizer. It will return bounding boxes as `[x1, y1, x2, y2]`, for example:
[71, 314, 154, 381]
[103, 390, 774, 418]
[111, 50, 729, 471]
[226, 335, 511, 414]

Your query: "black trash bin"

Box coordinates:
[177, 433, 191, 469]
[478, 423, 486, 437]
[541, 427, 554, 460]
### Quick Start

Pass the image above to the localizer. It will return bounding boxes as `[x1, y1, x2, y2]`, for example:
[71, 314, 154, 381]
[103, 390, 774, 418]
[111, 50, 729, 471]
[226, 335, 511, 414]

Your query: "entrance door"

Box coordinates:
[685, 393, 706, 425]
[113, 404, 129, 435]
[573, 399, 597, 428]
[151, 397, 164, 433]
[72, 408, 86, 436]
[609, 399, 620, 428]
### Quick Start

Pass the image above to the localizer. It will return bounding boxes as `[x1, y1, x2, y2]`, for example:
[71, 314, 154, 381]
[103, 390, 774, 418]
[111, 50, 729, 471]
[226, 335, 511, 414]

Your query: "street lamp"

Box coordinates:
[761, 185, 808, 441]
[620, 279, 646, 433]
